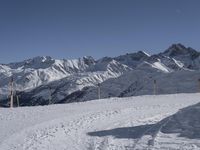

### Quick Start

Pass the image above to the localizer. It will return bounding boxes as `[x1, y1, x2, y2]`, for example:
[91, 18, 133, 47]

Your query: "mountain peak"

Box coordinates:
[115, 50, 150, 61]
[163, 43, 198, 57]
[137, 51, 151, 57]
[168, 43, 186, 50]
[83, 56, 96, 65]
[22, 56, 55, 69]
[29, 56, 53, 62]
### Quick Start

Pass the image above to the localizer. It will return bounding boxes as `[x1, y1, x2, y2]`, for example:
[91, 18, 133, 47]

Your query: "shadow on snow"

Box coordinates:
[88, 102, 200, 140]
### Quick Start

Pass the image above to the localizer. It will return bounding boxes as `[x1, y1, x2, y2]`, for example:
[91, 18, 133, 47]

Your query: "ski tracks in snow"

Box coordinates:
[1, 94, 200, 150]
[0, 109, 121, 150]
[0, 106, 188, 150]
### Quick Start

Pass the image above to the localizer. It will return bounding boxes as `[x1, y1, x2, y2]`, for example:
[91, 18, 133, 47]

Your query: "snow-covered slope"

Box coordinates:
[0, 93, 200, 150]
[4, 68, 200, 106]
[0, 56, 130, 96]
[0, 56, 95, 95]
[41, 69, 199, 104]
[1, 43, 200, 106]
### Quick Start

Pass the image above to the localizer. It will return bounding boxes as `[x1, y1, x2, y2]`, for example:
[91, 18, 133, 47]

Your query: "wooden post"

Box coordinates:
[198, 79, 200, 92]
[97, 83, 100, 99]
[48, 87, 52, 105]
[153, 79, 157, 95]
[17, 95, 19, 107]
[10, 77, 14, 108]
[0, 82, 0, 107]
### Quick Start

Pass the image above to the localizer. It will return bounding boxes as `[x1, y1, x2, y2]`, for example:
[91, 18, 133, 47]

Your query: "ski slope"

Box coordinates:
[0, 93, 200, 150]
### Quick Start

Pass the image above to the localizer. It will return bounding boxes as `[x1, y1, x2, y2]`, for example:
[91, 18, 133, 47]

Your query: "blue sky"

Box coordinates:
[0, 0, 200, 63]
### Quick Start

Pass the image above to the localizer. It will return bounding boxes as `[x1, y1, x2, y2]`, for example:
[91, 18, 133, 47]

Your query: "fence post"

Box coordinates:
[153, 79, 157, 95]
[198, 79, 200, 92]
[97, 83, 100, 99]
[10, 77, 14, 108]
[48, 86, 52, 105]
[17, 95, 19, 107]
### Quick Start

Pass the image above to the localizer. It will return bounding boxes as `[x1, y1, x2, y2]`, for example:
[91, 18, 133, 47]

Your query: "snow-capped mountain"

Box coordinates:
[1, 43, 200, 106]
[0, 56, 95, 94]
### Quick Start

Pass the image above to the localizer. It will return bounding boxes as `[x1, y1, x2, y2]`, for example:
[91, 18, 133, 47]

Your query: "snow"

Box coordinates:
[0, 93, 200, 150]
[1, 44, 200, 106]
[172, 58, 184, 68]
[0, 55, 131, 98]
[152, 62, 170, 73]
[141, 51, 151, 57]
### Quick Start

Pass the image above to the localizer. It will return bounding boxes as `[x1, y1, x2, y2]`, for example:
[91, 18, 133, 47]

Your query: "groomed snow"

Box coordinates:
[0, 93, 200, 150]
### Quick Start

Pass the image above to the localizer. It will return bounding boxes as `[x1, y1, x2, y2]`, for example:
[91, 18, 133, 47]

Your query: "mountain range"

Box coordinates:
[1, 43, 200, 107]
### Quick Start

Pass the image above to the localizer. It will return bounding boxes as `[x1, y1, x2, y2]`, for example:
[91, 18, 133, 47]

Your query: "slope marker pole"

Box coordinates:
[153, 79, 157, 95]
[17, 95, 19, 107]
[0, 83, 0, 108]
[10, 77, 14, 108]
[97, 83, 100, 99]
[48, 86, 52, 105]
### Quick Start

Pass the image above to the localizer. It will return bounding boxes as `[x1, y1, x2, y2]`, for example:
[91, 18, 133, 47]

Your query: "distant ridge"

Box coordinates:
[1, 43, 200, 107]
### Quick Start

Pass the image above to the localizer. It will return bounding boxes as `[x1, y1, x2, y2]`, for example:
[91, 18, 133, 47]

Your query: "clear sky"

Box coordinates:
[0, 0, 200, 63]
